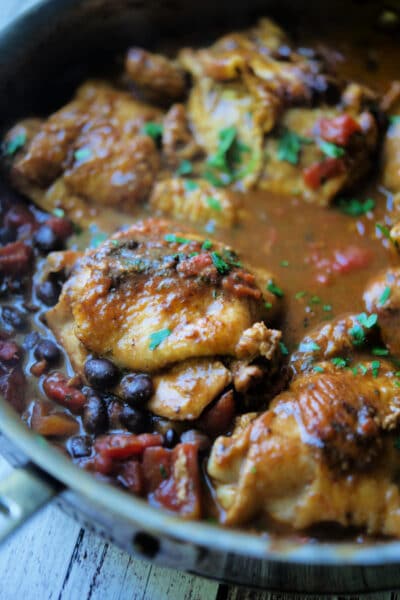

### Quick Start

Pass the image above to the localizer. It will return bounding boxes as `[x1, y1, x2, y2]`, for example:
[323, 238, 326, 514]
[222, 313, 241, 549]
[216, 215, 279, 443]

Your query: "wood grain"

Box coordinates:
[0, 1, 398, 598]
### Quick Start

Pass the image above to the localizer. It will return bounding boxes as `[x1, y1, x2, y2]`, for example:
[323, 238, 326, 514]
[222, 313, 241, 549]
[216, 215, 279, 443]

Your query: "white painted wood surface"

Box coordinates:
[0, 1, 399, 598]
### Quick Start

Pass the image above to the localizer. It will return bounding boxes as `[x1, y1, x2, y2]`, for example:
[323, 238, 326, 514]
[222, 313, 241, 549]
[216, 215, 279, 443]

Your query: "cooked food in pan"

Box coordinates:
[1, 15, 400, 539]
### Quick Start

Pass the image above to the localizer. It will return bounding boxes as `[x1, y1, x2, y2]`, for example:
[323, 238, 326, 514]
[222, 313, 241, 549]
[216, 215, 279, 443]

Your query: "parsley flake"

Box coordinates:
[299, 341, 321, 352]
[349, 324, 365, 346]
[389, 115, 400, 126]
[337, 197, 375, 216]
[279, 342, 289, 355]
[331, 357, 348, 368]
[318, 139, 345, 158]
[176, 159, 193, 176]
[266, 280, 284, 298]
[159, 464, 168, 479]
[184, 179, 199, 192]
[53, 208, 65, 218]
[211, 252, 230, 274]
[149, 328, 171, 350]
[372, 347, 389, 356]
[313, 365, 325, 373]
[371, 360, 380, 378]
[356, 312, 378, 329]
[141, 122, 163, 140]
[206, 196, 222, 212]
[280, 260, 289, 267]
[4, 131, 27, 156]
[164, 234, 192, 244]
[202, 239, 213, 251]
[277, 129, 312, 165]
[379, 286, 391, 306]
[74, 147, 92, 162]
[295, 291, 306, 299]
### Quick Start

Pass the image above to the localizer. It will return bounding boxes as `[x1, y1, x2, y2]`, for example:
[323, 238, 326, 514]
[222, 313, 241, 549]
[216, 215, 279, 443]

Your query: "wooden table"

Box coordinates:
[0, 1, 400, 597]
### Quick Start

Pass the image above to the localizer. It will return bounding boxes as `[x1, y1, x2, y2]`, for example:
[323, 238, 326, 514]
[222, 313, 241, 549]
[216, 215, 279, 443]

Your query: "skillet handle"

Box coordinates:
[0, 464, 58, 542]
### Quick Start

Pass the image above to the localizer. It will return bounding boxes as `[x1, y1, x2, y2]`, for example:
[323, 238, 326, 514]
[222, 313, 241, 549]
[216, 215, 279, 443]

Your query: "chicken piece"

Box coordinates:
[208, 361, 400, 534]
[364, 268, 400, 358]
[125, 48, 186, 102]
[260, 98, 378, 205]
[290, 313, 380, 375]
[149, 359, 231, 420]
[161, 104, 202, 167]
[45, 219, 282, 419]
[150, 177, 238, 227]
[5, 81, 163, 223]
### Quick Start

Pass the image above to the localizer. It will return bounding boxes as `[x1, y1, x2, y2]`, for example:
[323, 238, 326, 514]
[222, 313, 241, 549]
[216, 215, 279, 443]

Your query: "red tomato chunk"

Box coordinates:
[303, 158, 345, 189]
[0, 241, 33, 275]
[319, 114, 361, 146]
[95, 432, 163, 460]
[43, 371, 86, 413]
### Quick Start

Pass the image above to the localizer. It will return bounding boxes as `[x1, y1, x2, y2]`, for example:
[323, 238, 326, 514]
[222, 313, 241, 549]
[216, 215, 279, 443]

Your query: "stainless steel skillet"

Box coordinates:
[1, 0, 400, 592]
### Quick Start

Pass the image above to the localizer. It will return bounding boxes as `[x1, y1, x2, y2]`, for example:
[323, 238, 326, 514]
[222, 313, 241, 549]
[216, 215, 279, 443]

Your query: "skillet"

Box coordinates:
[1, 0, 400, 592]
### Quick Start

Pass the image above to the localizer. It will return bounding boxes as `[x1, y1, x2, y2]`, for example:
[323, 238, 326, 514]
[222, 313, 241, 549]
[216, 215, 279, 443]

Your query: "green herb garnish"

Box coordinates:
[159, 464, 168, 479]
[4, 131, 27, 156]
[313, 365, 325, 373]
[53, 208, 65, 218]
[372, 347, 389, 356]
[164, 234, 193, 244]
[184, 179, 199, 192]
[318, 139, 345, 158]
[149, 328, 171, 350]
[280, 342, 289, 355]
[206, 197, 222, 212]
[356, 312, 378, 329]
[277, 129, 312, 165]
[379, 286, 391, 306]
[266, 280, 284, 298]
[74, 147, 92, 162]
[141, 122, 163, 141]
[176, 159, 193, 176]
[211, 252, 230, 274]
[331, 357, 348, 368]
[202, 239, 213, 251]
[337, 197, 375, 216]
[349, 324, 366, 346]
[371, 360, 380, 378]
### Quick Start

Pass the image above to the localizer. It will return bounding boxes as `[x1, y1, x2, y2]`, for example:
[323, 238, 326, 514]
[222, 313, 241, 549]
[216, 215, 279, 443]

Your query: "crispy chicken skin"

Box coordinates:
[179, 19, 379, 200]
[150, 177, 238, 227]
[45, 219, 282, 419]
[364, 268, 400, 358]
[125, 48, 186, 102]
[208, 361, 400, 533]
[6, 81, 162, 222]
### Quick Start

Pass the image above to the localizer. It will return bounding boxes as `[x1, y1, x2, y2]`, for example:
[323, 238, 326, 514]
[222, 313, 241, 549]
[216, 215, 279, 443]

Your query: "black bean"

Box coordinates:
[120, 373, 153, 407]
[164, 428, 179, 449]
[0, 227, 16, 245]
[83, 393, 108, 434]
[34, 339, 61, 363]
[68, 435, 92, 458]
[23, 331, 41, 350]
[1, 306, 27, 330]
[84, 358, 119, 389]
[119, 404, 149, 434]
[180, 429, 211, 452]
[33, 224, 64, 253]
[36, 279, 62, 306]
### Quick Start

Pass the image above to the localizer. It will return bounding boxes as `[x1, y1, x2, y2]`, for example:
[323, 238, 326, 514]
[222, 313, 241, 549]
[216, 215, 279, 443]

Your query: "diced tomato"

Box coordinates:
[117, 460, 144, 494]
[331, 246, 373, 274]
[43, 371, 86, 413]
[0, 241, 33, 275]
[196, 389, 235, 437]
[142, 446, 172, 491]
[222, 270, 262, 300]
[319, 114, 361, 146]
[94, 433, 163, 460]
[303, 158, 346, 189]
[145, 443, 202, 518]
[176, 253, 217, 278]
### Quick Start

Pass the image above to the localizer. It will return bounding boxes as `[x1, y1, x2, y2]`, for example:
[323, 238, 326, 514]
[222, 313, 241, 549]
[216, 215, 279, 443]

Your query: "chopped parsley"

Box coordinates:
[149, 328, 171, 351]
[206, 196, 222, 212]
[264, 301, 273, 310]
[313, 365, 325, 373]
[295, 291, 306, 299]
[141, 122, 163, 141]
[201, 239, 213, 251]
[372, 347, 389, 356]
[4, 131, 27, 156]
[211, 252, 230, 274]
[250, 466, 257, 474]
[53, 208, 65, 218]
[323, 304, 332, 312]
[277, 129, 312, 165]
[349, 324, 365, 346]
[318, 139, 345, 158]
[176, 159, 193, 176]
[279, 342, 289, 355]
[331, 357, 348, 368]
[376, 223, 392, 240]
[379, 286, 391, 306]
[184, 179, 199, 192]
[358, 364, 368, 375]
[164, 234, 192, 244]
[371, 360, 380, 378]
[310, 295, 321, 304]
[337, 197, 375, 216]
[266, 280, 284, 298]
[74, 147, 92, 162]
[356, 312, 378, 329]
[389, 115, 400, 126]
[280, 260, 289, 267]
[206, 126, 251, 184]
